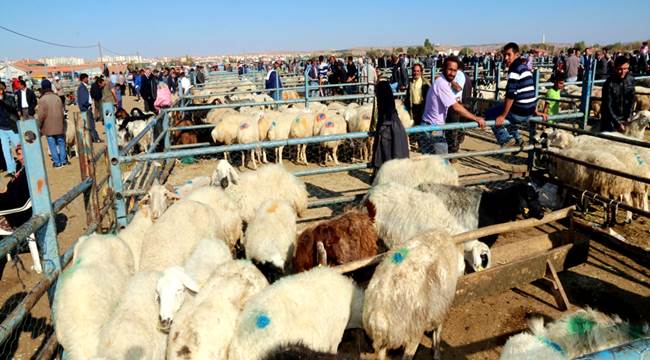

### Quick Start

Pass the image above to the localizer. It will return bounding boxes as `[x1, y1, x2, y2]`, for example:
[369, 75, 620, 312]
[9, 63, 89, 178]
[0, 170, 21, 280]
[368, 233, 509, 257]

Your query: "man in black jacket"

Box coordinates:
[90, 76, 104, 123]
[15, 80, 37, 119]
[0, 82, 20, 175]
[601, 56, 635, 132]
[140, 68, 158, 113]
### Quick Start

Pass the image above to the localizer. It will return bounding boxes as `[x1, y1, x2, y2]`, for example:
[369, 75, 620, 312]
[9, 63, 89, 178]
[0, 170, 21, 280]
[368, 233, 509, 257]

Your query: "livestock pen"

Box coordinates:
[1, 62, 649, 359]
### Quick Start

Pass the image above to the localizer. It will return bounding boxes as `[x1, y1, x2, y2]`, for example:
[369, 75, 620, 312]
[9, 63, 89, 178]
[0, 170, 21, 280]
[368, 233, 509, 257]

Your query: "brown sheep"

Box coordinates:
[293, 208, 378, 272]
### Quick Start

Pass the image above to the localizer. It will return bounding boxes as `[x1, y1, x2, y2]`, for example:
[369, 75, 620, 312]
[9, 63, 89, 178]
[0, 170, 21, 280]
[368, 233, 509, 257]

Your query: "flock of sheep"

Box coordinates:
[51, 151, 647, 359]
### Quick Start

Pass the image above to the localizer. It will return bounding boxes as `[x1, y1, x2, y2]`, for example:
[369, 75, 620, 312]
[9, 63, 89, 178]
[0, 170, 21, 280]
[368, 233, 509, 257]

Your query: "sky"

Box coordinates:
[3, 0, 649, 60]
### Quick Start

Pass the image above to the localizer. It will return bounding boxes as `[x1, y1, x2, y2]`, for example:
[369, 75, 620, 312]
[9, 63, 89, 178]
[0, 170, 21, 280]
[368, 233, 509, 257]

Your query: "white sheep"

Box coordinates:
[166, 260, 269, 360]
[318, 111, 347, 165]
[172, 175, 211, 198]
[117, 203, 154, 271]
[96, 271, 167, 360]
[138, 199, 221, 271]
[213, 161, 309, 223]
[53, 234, 135, 360]
[183, 185, 244, 250]
[265, 111, 294, 164]
[289, 111, 315, 164]
[156, 237, 232, 331]
[344, 104, 373, 162]
[500, 308, 650, 360]
[204, 108, 238, 125]
[237, 111, 264, 169]
[211, 113, 243, 161]
[140, 178, 178, 220]
[395, 99, 414, 128]
[243, 199, 297, 282]
[228, 267, 357, 360]
[365, 182, 490, 272]
[372, 155, 460, 187]
[363, 230, 465, 359]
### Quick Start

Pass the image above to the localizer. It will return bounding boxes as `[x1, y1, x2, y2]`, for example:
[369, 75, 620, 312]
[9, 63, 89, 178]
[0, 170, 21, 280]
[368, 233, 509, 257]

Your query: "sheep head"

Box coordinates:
[211, 159, 240, 188]
[463, 240, 491, 273]
[156, 266, 199, 333]
[547, 129, 573, 149]
[141, 179, 179, 220]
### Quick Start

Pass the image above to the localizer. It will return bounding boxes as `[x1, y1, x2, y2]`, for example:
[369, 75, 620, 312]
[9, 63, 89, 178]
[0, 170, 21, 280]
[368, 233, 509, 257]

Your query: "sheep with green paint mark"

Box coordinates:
[363, 230, 465, 360]
[228, 267, 361, 360]
[53, 234, 136, 360]
[500, 308, 650, 360]
[372, 155, 459, 188]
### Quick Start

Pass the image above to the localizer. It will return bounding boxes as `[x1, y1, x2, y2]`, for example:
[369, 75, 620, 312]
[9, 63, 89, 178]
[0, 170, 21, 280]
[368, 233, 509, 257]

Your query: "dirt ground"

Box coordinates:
[1, 94, 649, 359]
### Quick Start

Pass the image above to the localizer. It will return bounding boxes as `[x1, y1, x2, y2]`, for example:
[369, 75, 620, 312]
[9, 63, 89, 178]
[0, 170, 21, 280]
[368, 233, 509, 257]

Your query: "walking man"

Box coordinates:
[600, 56, 635, 132]
[76, 73, 102, 142]
[486, 42, 547, 147]
[15, 80, 37, 119]
[141, 68, 158, 113]
[37, 80, 68, 168]
[0, 82, 20, 176]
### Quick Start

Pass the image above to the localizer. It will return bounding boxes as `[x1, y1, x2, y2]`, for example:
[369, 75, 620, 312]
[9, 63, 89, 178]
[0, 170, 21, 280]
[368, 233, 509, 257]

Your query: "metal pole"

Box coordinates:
[74, 112, 99, 226]
[102, 102, 127, 228]
[304, 68, 309, 106]
[17, 119, 61, 301]
[579, 58, 595, 129]
[472, 64, 479, 98]
[163, 112, 171, 151]
[494, 62, 501, 101]
[528, 69, 541, 171]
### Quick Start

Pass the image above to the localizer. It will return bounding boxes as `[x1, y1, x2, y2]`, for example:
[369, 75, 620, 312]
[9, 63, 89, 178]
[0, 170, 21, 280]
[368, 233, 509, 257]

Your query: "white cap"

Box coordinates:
[54, 76, 60, 80]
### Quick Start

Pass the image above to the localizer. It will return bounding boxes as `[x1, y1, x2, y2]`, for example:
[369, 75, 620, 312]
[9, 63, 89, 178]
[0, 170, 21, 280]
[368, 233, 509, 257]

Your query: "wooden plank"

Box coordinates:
[453, 231, 589, 306]
[544, 260, 570, 310]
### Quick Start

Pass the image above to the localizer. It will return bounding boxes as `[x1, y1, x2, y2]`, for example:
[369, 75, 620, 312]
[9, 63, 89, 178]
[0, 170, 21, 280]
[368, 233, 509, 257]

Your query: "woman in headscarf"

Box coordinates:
[370, 81, 409, 179]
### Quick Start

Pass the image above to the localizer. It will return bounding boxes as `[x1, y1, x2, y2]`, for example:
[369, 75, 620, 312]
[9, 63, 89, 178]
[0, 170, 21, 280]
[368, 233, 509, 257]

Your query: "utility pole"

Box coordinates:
[98, 41, 103, 64]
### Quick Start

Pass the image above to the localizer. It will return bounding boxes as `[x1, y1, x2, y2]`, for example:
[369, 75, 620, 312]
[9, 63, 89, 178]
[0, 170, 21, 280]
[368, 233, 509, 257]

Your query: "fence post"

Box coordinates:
[163, 111, 171, 151]
[527, 69, 541, 172]
[304, 70, 309, 106]
[472, 64, 479, 98]
[17, 119, 61, 301]
[494, 62, 501, 101]
[74, 112, 100, 226]
[102, 102, 128, 228]
[579, 58, 595, 129]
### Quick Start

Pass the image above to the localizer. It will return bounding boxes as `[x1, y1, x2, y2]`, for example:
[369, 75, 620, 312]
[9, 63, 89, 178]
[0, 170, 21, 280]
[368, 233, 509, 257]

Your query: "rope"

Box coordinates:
[0, 25, 96, 48]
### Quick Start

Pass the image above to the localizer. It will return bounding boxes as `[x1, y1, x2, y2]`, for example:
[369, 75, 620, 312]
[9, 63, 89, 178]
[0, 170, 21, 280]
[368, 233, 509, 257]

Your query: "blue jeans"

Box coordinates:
[308, 81, 319, 97]
[486, 103, 532, 145]
[419, 131, 448, 154]
[83, 110, 101, 141]
[0, 129, 20, 174]
[46, 135, 67, 166]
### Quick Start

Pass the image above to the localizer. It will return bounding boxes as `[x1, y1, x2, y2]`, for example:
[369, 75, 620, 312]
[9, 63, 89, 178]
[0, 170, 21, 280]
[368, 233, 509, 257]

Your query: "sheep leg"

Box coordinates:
[377, 348, 387, 360]
[278, 146, 284, 165]
[623, 193, 633, 223]
[402, 340, 419, 360]
[241, 150, 246, 168]
[333, 145, 339, 165]
[250, 149, 257, 170]
[432, 325, 443, 360]
[261, 148, 268, 163]
[644, 190, 648, 211]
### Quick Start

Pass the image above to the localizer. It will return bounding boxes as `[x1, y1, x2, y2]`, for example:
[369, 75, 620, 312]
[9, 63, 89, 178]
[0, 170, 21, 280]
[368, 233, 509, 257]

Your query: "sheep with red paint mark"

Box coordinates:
[318, 111, 347, 165]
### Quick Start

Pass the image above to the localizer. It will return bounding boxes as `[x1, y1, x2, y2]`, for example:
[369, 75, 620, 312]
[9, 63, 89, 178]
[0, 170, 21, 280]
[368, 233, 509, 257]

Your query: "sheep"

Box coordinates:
[210, 158, 240, 188]
[416, 182, 545, 248]
[293, 207, 378, 272]
[625, 110, 650, 139]
[318, 112, 347, 165]
[260, 343, 337, 360]
[237, 111, 264, 169]
[138, 199, 221, 272]
[166, 260, 269, 360]
[363, 230, 465, 360]
[365, 182, 490, 272]
[395, 99, 414, 128]
[117, 203, 154, 271]
[372, 155, 459, 187]
[140, 178, 179, 220]
[204, 108, 238, 125]
[184, 185, 244, 250]
[500, 308, 650, 360]
[210, 112, 244, 161]
[244, 199, 297, 282]
[173, 175, 211, 198]
[289, 111, 315, 164]
[64, 113, 76, 157]
[228, 267, 358, 360]
[635, 86, 650, 112]
[266, 111, 294, 164]
[96, 271, 167, 360]
[344, 104, 373, 162]
[157, 237, 233, 332]
[53, 234, 135, 360]
[213, 161, 308, 223]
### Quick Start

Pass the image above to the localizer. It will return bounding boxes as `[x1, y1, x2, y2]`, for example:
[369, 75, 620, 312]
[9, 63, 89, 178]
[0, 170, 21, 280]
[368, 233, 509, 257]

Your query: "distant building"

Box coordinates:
[99, 55, 143, 63]
[39, 57, 86, 66]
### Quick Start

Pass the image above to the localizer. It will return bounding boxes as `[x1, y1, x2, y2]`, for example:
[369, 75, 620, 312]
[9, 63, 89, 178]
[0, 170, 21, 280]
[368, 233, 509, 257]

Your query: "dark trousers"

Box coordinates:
[144, 98, 156, 113]
[411, 103, 425, 126]
[445, 106, 465, 153]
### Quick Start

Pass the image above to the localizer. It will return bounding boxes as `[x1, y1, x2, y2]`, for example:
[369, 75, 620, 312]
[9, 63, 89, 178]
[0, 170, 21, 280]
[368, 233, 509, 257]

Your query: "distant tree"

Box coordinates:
[573, 41, 586, 51]
[406, 47, 418, 56]
[366, 48, 383, 58]
[458, 47, 472, 56]
[394, 47, 404, 54]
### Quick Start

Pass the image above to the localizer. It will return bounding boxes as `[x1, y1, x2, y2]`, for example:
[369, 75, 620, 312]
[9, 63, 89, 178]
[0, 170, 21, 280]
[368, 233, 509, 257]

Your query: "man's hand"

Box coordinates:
[475, 116, 486, 128]
[496, 114, 506, 126]
[617, 123, 626, 132]
[536, 110, 549, 122]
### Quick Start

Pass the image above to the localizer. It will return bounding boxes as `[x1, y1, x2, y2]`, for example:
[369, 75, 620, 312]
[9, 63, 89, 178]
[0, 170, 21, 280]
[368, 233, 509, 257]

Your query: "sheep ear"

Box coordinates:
[165, 190, 180, 200]
[164, 183, 174, 192]
[365, 200, 376, 221]
[229, 168, 240, 184]
[140, 193, 150, 205]
[182, 273, 199, 293]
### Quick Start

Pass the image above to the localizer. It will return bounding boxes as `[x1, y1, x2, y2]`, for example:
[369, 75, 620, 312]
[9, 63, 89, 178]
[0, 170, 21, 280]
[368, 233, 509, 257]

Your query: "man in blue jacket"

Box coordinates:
[76, 73, 102, 142]
[265, 61, 283, 101]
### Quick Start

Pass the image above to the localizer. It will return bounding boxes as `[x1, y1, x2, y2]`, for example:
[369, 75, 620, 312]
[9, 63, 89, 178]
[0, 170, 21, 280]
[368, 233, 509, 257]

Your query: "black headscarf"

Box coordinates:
[371, 81, 409, 171]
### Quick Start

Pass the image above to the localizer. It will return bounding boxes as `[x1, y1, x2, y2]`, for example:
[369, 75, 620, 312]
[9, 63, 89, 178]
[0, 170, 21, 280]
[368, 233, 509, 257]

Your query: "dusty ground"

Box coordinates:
[0, 94, 648, 359]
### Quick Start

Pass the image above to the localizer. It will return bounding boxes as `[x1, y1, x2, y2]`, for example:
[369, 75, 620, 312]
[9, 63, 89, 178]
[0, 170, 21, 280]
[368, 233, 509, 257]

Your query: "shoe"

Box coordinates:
[514, 138, 524, 147]
[501, 138, 518, 148]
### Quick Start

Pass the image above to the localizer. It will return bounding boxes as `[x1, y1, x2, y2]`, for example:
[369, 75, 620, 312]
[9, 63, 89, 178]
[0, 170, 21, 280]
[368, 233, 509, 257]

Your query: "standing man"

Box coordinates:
[101, 76, 117, 114]
[600, 56, 635, 133]
[76, 73, 102, 143]
[53, 76, 65, 106]
[195, 65, 206, 85]
[595, 50, 610, 80]
[90, 77, 104, 123]
[487, 42, 547, 147]
[404, 63, 430, 126]
[37, 80, 67, 168]
[140, 68, 158, 113]
[345, 56, 358, 95]
[565, 48, 580, 82]
[445, 65, 468, 154]
[305, 59, 319, 97]
[15, 80, 37, 119]
[543, 74, 565, 122]
[0, 82, 20, 176]
[265, 61, 283, 101]
[420, 56, 486, 154]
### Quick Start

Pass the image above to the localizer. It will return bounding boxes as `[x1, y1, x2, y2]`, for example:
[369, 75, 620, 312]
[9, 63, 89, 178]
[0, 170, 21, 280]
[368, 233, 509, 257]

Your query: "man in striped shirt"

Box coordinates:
[487, 42, 547, 146]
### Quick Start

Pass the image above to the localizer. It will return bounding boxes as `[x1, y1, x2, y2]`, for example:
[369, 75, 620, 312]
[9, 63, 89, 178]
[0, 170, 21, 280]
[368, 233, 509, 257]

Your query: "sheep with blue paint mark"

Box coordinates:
[228, 267, 360, 360]
[166, 260, 268, 360]
[363, 230, 465, 360]
[318, 111, 347, 165]
[289, 110, 316, 164]
[237, 111, 264, 169]
[500, 308, 650, 360]
[265, 111, 295, 165]
[53, 233, 135, 360]
[372, 155, 459, 187]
